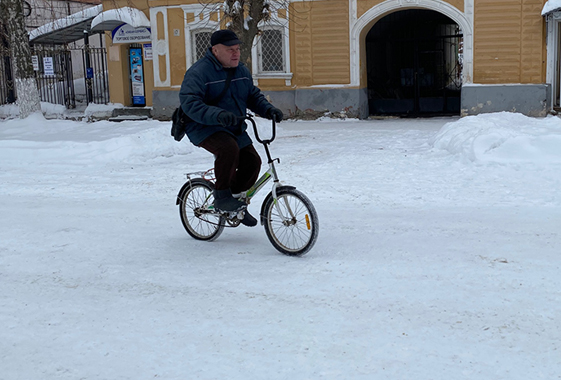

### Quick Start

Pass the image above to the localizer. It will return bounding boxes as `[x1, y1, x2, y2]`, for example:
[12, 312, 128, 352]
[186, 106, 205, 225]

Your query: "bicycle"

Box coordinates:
[175, 115, 319, 256]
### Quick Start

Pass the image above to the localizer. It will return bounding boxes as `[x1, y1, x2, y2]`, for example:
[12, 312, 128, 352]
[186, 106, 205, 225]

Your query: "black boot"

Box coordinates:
[213, 188, 245, 212]
[241, 210, 257, 227]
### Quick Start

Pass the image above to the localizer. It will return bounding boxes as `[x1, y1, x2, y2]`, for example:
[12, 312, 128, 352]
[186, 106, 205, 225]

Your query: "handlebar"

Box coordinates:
[238, 114, 276, 145]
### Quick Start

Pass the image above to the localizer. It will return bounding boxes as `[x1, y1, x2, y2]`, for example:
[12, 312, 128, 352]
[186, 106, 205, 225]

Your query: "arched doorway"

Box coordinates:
[366, 9, 463, 116]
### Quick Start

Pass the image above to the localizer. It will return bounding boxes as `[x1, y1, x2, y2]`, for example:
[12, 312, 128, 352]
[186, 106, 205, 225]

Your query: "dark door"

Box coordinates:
[366, 10, 463, 116]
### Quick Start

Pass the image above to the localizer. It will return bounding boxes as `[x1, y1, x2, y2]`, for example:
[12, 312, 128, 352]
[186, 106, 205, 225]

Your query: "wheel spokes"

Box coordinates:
[268, 194, 314, 251]
[181, 183, 223, 240]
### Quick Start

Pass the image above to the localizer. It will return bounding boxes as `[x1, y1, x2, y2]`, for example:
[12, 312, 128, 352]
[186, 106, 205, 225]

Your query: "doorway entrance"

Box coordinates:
[366, 9, 463, 116]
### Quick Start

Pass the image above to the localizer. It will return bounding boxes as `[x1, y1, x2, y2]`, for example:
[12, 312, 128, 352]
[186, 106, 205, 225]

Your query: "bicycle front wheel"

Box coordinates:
[262, 188, 319, 256]
[178, 178, 225, 241]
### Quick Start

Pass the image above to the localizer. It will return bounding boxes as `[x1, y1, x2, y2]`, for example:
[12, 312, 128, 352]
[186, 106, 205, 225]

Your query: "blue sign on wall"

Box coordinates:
[129, 47, 145, 106]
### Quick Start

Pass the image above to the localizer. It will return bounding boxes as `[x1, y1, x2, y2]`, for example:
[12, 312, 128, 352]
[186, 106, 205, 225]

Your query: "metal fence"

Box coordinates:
[32, 46, 76, 108]
[81, 46, 109, 105]
[1, 45, 109, 109]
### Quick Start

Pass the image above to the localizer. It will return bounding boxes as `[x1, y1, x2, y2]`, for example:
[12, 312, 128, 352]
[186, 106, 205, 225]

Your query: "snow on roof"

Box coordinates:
[90, 7, 150, 32]
[542, 0, 561, 15]
[29, 4, 103, 42]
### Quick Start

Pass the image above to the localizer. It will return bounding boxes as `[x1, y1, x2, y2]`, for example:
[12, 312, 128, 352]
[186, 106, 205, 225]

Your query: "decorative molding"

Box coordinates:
[545, 14, 557, 107]
[464, 0, 474, 83]
[150, 7, 170, 87]
[350, 0, 357, 25]
[253, 73, 294, 86]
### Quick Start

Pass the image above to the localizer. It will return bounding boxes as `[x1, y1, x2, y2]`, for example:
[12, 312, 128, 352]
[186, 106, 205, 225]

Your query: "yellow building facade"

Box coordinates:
[99, 0, 550, 118]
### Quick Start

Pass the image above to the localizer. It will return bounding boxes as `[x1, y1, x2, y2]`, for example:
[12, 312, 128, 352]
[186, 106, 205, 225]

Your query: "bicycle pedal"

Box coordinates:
[216, 205, 246, 218]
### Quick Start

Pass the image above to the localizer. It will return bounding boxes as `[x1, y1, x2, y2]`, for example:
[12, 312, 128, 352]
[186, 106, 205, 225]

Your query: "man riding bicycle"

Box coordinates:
[179, 29, 283, 227]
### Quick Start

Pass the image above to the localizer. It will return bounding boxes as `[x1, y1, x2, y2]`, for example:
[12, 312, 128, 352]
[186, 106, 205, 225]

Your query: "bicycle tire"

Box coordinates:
[178, 178, 225, 241]
[262, 188, 319, 256]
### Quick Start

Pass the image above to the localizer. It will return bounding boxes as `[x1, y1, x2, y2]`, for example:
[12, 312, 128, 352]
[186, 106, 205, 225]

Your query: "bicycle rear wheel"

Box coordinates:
[178, 178, 224, 241]
[262, 188, 319, 256]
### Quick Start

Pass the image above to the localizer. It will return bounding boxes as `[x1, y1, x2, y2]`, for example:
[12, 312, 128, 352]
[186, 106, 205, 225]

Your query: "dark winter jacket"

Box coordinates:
[179, 48, 274, 148]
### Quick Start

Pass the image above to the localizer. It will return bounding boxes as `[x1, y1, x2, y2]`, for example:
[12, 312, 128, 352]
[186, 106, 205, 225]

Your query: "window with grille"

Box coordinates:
[259, 29, 284, 72]
[192, 30, 212, 62]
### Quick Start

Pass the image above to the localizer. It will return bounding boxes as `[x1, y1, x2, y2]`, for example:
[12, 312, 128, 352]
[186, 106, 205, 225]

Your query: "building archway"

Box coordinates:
[349, 0, 472, 118]
[367, 9, 463, 116]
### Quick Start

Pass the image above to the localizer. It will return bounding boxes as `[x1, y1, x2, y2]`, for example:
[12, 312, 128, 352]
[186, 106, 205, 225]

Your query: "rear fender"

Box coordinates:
[176, 178, 214, 205]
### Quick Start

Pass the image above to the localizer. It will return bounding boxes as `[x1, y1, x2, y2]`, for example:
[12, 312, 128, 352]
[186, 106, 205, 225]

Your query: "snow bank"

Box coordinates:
[0, 102, 67, 119]
[1, 102, 98, 120]
[84, 103, 124, 119]
[0, 114, 193, 163]
[41, 102, 67, 118]
[431, 112, 561, 164]
[4, 110, 561, 166]
[0, 103, 19, 119]
[1, 102, 123, 120]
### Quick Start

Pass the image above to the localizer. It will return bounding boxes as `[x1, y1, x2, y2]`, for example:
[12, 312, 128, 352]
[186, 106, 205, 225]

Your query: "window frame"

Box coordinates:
[182, 5, 220, 69]
[257, 28, 286, 73]
[191, 29, 214, 64]
[251, 10, 292, 86]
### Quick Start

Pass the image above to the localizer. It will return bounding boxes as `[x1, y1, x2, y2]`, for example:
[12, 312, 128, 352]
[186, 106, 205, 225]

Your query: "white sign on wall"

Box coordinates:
[43, 57, 54, 76]
[112, 24, 151, 44]
[143, 43, 153, 61]
[32, 56, 39, 71]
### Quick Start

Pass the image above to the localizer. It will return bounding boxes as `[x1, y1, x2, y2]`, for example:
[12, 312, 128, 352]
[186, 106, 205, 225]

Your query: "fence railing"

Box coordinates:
[82, 46, 109, 105]
[33, 46, 76, 108]
[1, 45, 109, 109]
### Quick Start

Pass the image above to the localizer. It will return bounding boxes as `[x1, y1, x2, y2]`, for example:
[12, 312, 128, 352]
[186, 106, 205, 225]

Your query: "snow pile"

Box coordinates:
[0, 102, 66, 119]
[84, 102, 124, 119]
[41, 102, 67, 118]
[0, 113, 192, 163]
[0, 103, 19, 119]
[1, 101, 124, 120]
[431, 112, 561, 164]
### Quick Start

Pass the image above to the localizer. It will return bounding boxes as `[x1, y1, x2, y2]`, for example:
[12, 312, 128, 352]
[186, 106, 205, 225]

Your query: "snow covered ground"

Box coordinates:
[1, 111, 560, 379]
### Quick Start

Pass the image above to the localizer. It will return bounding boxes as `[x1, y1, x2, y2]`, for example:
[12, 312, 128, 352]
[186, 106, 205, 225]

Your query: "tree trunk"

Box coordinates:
[1, 0, 41, 118]
[224, 0, 270, 72]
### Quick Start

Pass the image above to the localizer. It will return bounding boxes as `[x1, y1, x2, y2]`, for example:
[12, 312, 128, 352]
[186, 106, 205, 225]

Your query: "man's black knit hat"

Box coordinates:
[211, 30, 242, 46]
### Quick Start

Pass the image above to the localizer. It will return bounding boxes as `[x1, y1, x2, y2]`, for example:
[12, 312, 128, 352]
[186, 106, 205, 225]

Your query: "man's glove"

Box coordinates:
[266, 107, 283, 123]
[217, 111, 237, 127]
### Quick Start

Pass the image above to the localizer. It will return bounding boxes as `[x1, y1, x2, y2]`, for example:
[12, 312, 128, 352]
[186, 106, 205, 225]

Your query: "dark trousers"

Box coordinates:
[199, 132, 262, 193]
